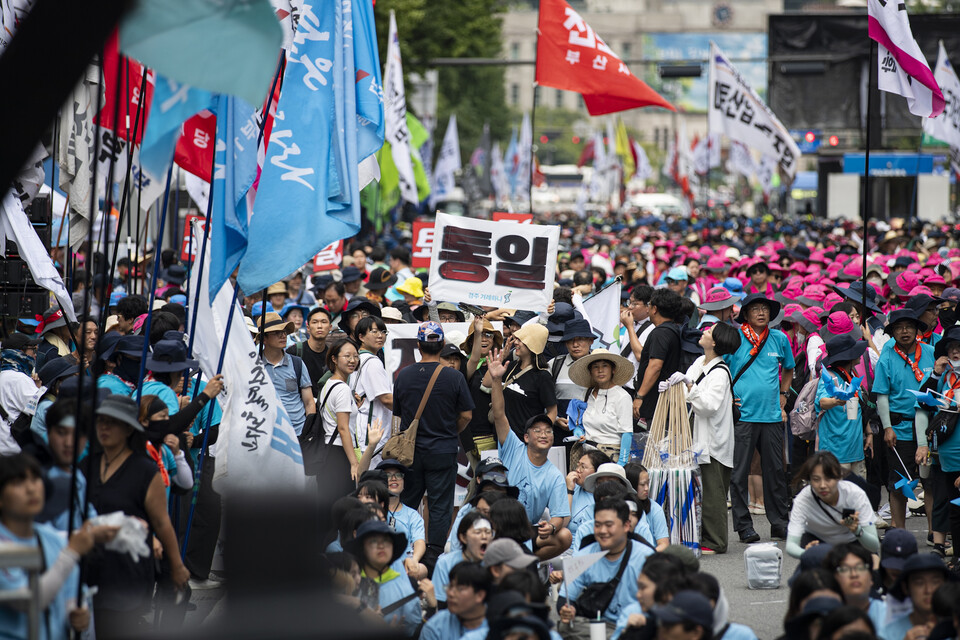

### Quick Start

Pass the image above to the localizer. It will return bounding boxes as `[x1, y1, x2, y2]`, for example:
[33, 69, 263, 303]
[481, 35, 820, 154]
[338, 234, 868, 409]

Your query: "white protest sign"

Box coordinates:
[383, 320, 502, 381]
[582, 280, 622, 349]
[428, 212, 559, 311]
[708, 42, 801, 181]
[924, 41, 960, 175]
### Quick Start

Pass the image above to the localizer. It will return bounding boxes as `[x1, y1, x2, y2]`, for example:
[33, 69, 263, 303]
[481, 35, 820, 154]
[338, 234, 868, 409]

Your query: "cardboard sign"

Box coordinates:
[428, 213, 559, 311]
[411, 220, 435, 269]
[180, 214, 206, 262]
[312, 240, 344, 273]
[492, 211, 533, 224]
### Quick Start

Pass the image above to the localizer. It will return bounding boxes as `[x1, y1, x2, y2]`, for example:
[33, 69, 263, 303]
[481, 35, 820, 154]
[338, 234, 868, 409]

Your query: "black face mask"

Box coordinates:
[145, 419, 173, 445]
[939, 307, 956, 331]
[114, 356, 141, 383]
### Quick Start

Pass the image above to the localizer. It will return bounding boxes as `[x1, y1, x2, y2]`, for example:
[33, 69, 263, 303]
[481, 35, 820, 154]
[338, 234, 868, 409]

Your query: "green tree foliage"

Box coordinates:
[374, 0, 510, 165]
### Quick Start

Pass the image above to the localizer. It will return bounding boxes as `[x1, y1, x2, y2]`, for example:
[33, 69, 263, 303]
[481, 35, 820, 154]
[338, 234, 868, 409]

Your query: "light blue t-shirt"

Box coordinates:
[499, 430, 570, 522]
[568, 485, 594, 538]
[559, 539, 653, 624]
[933, 374, 960, 472]
[97, 372, 133, 396]
[263, 353, 312, 435]
[613, 602, 643, 640]
[725, 328, 795, 423]
[371, 569, 422, 635]
[868, 598, 890, 640]
[462, 622, 561, 640]
[873, 340, 935, 440]
[29, 397, 53, 443]
[140, 380, 180, 416]
[724, 622, 760, 640]
[641, 501, 669, 543]
[446, 504, 473, 553]
[0, 522, 77, 640]
[388, 502, 425, 557]
[432, 550, 463, 604]
[816, 369, 864, 464]
[421, 610, 487, 640]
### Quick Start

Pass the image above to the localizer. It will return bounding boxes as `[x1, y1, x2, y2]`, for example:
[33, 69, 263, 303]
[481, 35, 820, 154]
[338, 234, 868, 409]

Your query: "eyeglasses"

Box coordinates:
[527, 427, 553, 436]
[481, 331, 496, 339]
[367, 329, 389, 336]
[836, 563, 868, 575]
[386, 472, 404, 480]
[338, 354, 360, 361]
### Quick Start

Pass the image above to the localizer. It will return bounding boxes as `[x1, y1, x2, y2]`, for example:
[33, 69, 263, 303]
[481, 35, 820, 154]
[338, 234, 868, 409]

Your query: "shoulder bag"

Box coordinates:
[695, 361, 740, 424]
[382, 364, 443, 466]
[575, 540, 633, 619]
[300, 380, 345, 476]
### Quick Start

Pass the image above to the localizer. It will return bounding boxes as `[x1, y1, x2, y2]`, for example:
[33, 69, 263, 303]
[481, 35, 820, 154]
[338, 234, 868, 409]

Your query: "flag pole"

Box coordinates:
[860, 40, 876, 453]
[907, 132, 924, 224]
[529, 20, 540, 215]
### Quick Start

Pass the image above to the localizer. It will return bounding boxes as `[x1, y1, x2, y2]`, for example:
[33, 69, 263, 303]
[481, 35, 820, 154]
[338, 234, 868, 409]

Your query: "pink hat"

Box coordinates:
[810, 250, 829, 264]
[787, 306, 824, 334]
[788, 261, 807, 273]
[803, 273, 821, 285]
[782, 303, 804, 318]
[888, 271, 921, 296]
[133, 313, 148, 334]
[768, 262, 786, 273]
[704, 256, 727, 272]
[948, 248, 960, 258]
[840, 261, 863, 281]
[798, 284, 829, 306]
[819, 310, 862, 341]
[918, 267, 936, 279]
[927, 254, 944, 266]
[924, 273, 947, 287]
[821, 293, 843, 313]
[907, 285, 935, 297]
[699, 287, 739, 311]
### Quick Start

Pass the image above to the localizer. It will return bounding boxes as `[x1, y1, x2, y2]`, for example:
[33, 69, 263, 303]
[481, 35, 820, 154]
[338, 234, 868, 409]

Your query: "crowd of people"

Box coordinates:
[1, 213, 960, 639]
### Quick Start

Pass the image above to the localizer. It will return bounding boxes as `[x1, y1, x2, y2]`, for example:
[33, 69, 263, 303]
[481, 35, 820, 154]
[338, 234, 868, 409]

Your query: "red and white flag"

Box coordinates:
[535, 0, 674, 115]
[867, 0, 944, 118]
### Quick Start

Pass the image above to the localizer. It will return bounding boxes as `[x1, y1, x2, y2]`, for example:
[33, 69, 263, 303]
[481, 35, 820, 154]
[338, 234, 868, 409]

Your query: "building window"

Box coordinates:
[621, 42, 631, 61]
[555, 89, 564, 108]
[511, 84, 519, 106]
[510, 42, 520, 60]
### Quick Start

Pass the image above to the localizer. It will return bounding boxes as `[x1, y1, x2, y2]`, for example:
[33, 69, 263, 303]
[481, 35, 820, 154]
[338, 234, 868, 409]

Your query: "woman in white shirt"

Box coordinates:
[567, 348, 634, 463]
[785, 451, 879, 558]
[664, 322, 741, 555]
[351, 317, 394, 468]
[317, 339, 360, 502]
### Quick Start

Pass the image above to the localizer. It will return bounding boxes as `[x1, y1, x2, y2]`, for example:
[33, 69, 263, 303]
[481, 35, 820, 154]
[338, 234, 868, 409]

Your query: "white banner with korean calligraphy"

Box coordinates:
[427, 213, 559, 311]
[383, 321, 502, 381]
[708, 42, 801, 181]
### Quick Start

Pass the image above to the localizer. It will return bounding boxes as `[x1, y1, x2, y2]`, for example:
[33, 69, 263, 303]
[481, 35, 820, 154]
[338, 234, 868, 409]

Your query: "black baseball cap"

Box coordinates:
[652, 590, 713, 629]
[1, 333, 40, 351]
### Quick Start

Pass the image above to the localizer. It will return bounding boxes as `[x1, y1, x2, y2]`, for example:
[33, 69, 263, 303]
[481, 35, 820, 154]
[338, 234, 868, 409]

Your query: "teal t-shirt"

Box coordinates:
[816, 369, 864, 464]
[725, 328, 795, 423]
[873, 340, 935, 440]
[934, 374, 960, 472]
[140, 380, 180, 415]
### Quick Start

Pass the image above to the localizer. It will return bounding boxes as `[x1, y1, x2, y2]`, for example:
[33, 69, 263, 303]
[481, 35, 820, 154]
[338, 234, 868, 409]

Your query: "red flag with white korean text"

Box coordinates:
[96, 31, 155, 144]
[536, 0, 674, 115]
[175, 111, 216, 181]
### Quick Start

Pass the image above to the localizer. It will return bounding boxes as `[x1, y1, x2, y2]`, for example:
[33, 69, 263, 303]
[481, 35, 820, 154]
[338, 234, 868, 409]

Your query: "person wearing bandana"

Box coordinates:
[724, 293, 796, 544]
[873, 308, 935, 530]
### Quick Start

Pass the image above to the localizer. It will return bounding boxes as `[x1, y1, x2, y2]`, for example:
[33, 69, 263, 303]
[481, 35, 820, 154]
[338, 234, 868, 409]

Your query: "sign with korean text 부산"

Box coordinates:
[427, 213, 559, 311]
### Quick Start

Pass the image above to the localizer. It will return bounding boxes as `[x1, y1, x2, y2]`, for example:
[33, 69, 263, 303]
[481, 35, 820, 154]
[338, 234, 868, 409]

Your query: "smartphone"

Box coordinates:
[841, 508, 855, 519]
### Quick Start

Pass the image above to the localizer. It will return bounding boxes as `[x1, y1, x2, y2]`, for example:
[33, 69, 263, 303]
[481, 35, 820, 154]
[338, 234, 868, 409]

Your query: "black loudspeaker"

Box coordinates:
[0, 291, 48, 317]
[0, 258, 31, 284]
[25, 194, 50, 224]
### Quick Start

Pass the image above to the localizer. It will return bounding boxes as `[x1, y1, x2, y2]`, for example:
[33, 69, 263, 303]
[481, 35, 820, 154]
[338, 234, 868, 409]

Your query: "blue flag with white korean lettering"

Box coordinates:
[209, 95, 260, 297]
[139, 74, 215, 180]
[238, 0, 361, 294]
[353, 0, 384, 174]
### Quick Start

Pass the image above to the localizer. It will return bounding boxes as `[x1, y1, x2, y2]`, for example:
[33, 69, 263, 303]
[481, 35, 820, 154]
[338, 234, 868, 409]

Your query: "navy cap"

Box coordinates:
[880, 528, 918, 571]
[652, 590, 713, 629]
[38, 358, 79, 387]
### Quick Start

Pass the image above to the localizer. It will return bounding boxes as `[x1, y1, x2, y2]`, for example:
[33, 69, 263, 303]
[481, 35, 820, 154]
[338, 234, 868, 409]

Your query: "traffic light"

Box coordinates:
[828, 135, 839, 147]
[804, 131, 816, 144]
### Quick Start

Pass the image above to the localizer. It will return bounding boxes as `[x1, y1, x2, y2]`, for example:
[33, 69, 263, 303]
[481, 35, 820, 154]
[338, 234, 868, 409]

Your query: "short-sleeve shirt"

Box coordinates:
[786, 482, 876, 545]
[501, 362, 558, 437]
[568, 485, 595, 537]
[388, 502, 424, 556]
[141, 380, 180, 415]
[393, 361, 474, 455]
[641, 500, 669, 542]
[873, 340, 935, 440]
[97, 372, 134, 397]
[498, 429, 570, 522]
[318, 379, 355, 447]
[351, 352, 393, 453]
[421, 610, 487, 640]
[431, 549, 464, 603]
[634, 323, 682, 421]
[263, 352, 312, 435]
[559, 539, 653, 624]
[287, 341, 328, 398]
[725, 328, 795, 423]
[816, 369, 864, 464]
[465, 363, 494, 440]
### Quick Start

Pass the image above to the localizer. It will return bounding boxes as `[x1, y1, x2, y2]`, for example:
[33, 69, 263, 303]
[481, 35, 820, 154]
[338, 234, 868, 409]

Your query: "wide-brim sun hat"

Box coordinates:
[583, 462, 632, 493]
[396, 277, 424, 298]
[96, 394, 144, 432]
[934, 325, 960, 360]
[568, 348, 634, 388]
[822, 334, 868, 368]
[146, 339, 200, 373]
[343, 520, 408, 568]
[513, 323, 548, 356]
[735, 293, 781, 324]
[699, 287, 738, 311]
[255, 312, 295, 336]
[884, 308, 928, 335]
[461, 319, 503, 352]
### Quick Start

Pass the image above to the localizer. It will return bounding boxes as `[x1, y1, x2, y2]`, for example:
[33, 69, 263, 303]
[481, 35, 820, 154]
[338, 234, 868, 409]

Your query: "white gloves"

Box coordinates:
[657, 372, 692, 393]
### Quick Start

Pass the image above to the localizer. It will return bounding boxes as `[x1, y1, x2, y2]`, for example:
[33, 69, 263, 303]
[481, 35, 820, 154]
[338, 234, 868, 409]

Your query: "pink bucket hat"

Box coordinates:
[819, 310, 862, 341]
[821, 293, 844, 313]
[888, 270, 921, 297]
[704, 256, 727, 273]
[787, 306, 823, 334]
[698, 287, 739, 311]
[798, 285, 829, 307]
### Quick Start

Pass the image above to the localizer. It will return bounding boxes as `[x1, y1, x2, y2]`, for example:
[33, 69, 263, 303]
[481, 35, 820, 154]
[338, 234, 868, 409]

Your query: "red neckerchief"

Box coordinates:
[944, 368, 960, 402]
[146, 443, 170, 488]
[104, 372, 136, 392]
[893, 342, 924, 383]
[919, 328, 936, 345]
[741, 324, 769, 357]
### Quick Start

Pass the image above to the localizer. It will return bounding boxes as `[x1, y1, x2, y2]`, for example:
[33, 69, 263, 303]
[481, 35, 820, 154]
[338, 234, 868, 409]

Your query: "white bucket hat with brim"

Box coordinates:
[583, 463, 632, 493]
[568, 349, 635, 388]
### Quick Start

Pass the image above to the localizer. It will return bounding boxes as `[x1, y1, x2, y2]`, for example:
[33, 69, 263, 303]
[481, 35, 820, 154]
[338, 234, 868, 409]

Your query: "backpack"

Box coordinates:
[664, 322, 704, 375]
[790, 373, 821, 440]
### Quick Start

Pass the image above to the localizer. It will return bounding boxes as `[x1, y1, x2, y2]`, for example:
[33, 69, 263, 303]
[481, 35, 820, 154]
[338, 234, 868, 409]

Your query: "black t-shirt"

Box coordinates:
[501, 360, 558, 437]
[393, 361, 475, 454]
[287, 341, 328, 397]
[634, 322, 682, 422]
[466, 363, 494, 439]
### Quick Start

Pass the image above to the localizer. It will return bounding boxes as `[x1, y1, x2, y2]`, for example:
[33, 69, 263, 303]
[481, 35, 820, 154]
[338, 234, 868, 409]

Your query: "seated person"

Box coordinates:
[434, 511, 493, 607]
[377, 459, 428, 579]
[420, 562, 491, 640]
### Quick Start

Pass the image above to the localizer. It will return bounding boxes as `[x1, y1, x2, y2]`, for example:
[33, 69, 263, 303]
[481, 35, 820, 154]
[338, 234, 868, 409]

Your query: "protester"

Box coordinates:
[316, 339, 362, 498]
[351, 316, 394, 466]
[549, 318, 596, 417]
[568, 348, 634, 463]
[420, 562, 491, 640]
[485, 323, 558, 435]
[885, 554, 950, 640]
[817, 335, 872, 478]
[565, 449, 610, 538]
[287, 307, 333, 397]
[433, 511, 493, 606]
[633, 289, 685, 427]
[256, 312, 316, 436]
[462, 317, 504, 455]
[377, 459, 427, 579]
[820, 543, 887, 633]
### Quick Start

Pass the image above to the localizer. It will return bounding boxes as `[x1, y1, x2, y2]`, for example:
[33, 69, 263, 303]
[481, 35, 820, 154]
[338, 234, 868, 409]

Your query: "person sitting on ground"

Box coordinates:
[820, 543, 886, 634]
[687, 572, 759, 640]
[621, 463, 670, 552]
[420, 562, 491, 640]
[489, 350, 572, 560]
[447, 462, 516, 553]
[565, 449, 610, 539]
[786, 452, 879, 559]
[884, 554, 950, 640]
[481, 538, 538, 586]
[433, 511, 493, 608]
[558, 498, 655, 638]
[376, 459, 427, 580]
[815, 606, 878, 640]
[877, 528, 917, 596]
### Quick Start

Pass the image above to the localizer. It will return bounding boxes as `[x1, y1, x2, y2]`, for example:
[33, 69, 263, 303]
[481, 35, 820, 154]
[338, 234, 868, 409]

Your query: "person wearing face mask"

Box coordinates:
[784, 452, 879, 559]
[96, 335, 146, 396]
[919, 325, 960, 560]
[433, 511, 494, 608]
[549, 319, 596, 420]
[137, 395, 193, 502]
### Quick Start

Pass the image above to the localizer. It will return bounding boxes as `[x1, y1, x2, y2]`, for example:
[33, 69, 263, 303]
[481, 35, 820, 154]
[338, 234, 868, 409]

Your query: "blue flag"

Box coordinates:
[353, 0, 384, 171]
[139, 74, 215, 181]
[238, 0, 361, 294]
[209, 95, 260, 297]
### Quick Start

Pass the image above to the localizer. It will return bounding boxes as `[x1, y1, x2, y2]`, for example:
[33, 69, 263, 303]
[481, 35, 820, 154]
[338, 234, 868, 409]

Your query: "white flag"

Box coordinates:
[383, 11, 418, 205]
[708, 42, 801, 181]
[589, 131, 609, 202]
[726, 141, 758, 180]
[692, 134, 721, 175]
[633, 140, 652, 180]
[0, 192, 76, 322]
[923, 42, 960, 175]
[430, 114, 461, 208]
[757, 155, 778, 196]
[58, 65, 100, 249]
[187, 222, 306, 495]
[582, 281, 622, 348]
[560, 550, 608, 584]
[868, 0, 944, 118]
[515, 112, 533, 204]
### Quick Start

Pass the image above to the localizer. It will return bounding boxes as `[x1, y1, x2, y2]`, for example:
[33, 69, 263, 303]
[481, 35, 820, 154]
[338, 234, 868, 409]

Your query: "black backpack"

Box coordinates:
[663, 322, 704, 375]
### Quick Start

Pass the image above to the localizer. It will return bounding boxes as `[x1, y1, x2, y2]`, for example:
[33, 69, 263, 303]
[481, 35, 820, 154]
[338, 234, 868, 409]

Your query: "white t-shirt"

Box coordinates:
[350, 352, 393, 462]
[787, 481, 876, 544]
[550, 354, 586, 403]
[0, 371, 41, 455]
[318, 379, 357, 448]
[622, 320, 654, 391]
[582, 386, 634, 445]
[685, 356, 735, 468]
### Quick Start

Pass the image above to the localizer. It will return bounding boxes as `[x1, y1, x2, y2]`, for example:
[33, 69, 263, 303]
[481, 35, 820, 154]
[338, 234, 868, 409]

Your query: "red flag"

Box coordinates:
[96, 31, 155, 144]
[535, 0, 674, 115]
[175, 111, 216, 180]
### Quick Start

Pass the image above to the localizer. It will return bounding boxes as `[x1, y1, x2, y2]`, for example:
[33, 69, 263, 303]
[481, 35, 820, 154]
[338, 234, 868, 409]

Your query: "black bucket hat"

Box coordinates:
[365, 267, 398, 291]
[735, 293, 781, 325]
[935, 325, 960, 360]
[108, 335, 148, 361]
[338, 298, 381, 333]
[891, 553, 953, 599]
[343, 520, 407, 567]
[822, 334, 868, 368]
[884, 308, 928, 335]
[560, 318, 597, 342]
[146, 339, 199, 373]
[833, 281, 882, 314]
[38, 358, 79, 387]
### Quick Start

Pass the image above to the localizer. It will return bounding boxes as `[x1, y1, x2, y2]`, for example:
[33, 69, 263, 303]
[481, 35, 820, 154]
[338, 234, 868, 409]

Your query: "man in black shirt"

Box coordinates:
[632, 289, 683, 429]
[286, 307, 332, 397]
[395, 321, 474, 546]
